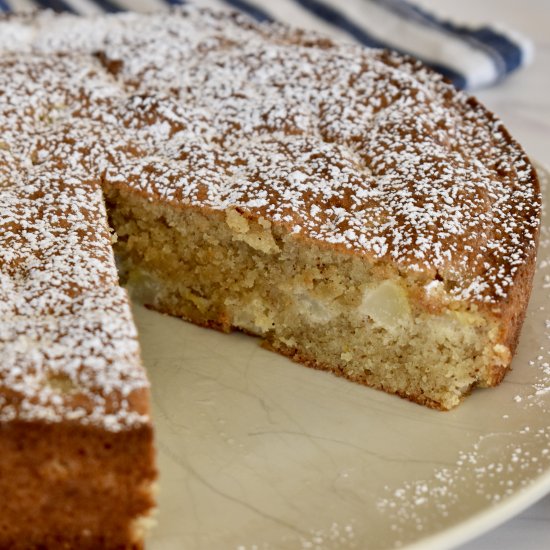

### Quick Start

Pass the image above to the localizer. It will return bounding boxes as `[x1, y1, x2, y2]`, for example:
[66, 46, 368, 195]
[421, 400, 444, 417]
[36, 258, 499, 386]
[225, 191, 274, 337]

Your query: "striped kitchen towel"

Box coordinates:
[0, 0, 533, 90]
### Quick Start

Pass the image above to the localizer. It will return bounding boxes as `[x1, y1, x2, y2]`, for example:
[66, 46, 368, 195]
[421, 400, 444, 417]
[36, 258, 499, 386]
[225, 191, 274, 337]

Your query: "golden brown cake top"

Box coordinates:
[0, 54, 149, 430]
[0, 7, 541, 316]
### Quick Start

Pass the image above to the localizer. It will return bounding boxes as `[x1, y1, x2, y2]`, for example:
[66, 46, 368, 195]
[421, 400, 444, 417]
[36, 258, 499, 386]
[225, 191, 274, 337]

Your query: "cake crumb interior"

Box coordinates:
[107, 186, 505, 411]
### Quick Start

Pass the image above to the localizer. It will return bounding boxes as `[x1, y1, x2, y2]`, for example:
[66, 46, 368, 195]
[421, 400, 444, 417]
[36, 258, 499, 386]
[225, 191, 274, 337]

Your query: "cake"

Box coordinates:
[0, 6, 541, 548]
[0, 54, 156, 548]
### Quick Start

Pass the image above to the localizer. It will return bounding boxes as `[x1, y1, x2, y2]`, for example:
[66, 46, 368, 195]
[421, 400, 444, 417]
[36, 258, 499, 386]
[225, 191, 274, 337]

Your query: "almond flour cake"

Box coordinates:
[0, 6, 541, 548]
[0, 54, 156, 548]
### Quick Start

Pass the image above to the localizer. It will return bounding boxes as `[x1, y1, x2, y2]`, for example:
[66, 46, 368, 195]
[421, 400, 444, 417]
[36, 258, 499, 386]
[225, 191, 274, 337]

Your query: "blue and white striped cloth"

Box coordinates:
[0, 0, 533, 90]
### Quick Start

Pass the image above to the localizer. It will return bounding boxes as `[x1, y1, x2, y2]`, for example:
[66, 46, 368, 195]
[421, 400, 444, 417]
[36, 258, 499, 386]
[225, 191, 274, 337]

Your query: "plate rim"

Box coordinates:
[404, 469, 550, 550]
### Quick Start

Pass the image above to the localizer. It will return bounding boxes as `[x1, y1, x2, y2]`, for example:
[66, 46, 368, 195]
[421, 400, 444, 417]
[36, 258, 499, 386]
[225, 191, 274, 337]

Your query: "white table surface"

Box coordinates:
[414, 2, 550, 548]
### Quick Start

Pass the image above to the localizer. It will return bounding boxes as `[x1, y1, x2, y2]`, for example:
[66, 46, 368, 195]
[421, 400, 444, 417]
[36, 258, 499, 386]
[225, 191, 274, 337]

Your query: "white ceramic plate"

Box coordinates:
[141, 164, 550, 550]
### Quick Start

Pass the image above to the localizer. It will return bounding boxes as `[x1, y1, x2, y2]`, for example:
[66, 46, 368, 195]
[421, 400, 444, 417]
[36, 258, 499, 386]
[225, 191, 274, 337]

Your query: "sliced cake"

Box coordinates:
[0, 6, 541, 548]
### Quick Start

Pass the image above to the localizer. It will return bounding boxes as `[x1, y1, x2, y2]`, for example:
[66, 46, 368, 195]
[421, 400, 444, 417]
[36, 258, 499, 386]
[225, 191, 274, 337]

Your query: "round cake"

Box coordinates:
[0, 6, 541, 548]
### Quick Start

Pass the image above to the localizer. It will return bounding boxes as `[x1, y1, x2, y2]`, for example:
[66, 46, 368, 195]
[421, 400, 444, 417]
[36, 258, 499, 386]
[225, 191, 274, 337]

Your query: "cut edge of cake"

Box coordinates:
[105, 167, 539, 411]
[0, 420, 157, 549]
